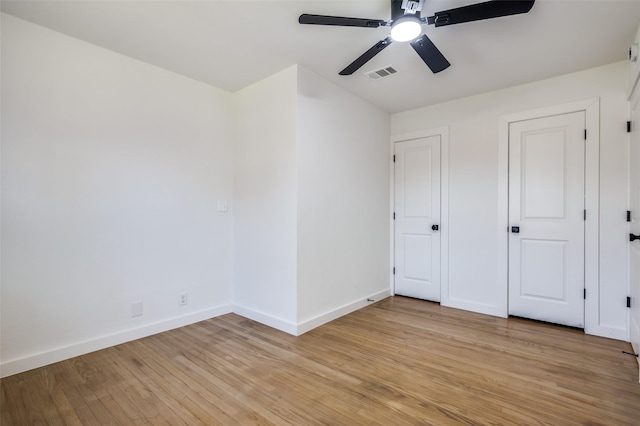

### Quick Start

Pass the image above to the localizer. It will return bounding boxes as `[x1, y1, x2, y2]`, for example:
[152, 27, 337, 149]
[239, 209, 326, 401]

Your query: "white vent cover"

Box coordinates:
[365, 66, 398, 80]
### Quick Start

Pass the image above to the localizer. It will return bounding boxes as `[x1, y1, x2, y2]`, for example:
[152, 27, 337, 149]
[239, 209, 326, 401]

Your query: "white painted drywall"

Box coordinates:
[296, 67, 390, 327]
[1, 14, 234, 375]
[2, 10, 633, 380]
[392, 62, 630, 339]
[231, 65, 391, 333]
[232, 66, 298, 331]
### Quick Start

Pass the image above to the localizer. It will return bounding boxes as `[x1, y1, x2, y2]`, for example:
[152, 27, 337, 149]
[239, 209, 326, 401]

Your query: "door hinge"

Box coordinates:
[393, 155, 396, 163]
[627, 296, 631, 308]
[628, 210, 632, 222]
[393, 267, 396, 275]
[584, 210, 586, 220]
[584, 289, 587, 299]
[584, 129, 587, 140]
[628, 121, 632, 133]
[393, 212, 396, 220]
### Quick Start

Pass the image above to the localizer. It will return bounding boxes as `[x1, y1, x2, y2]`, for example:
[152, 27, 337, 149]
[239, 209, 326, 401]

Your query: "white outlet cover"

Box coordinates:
[132, 301, 143, 317]
[216, 200, 228, 212]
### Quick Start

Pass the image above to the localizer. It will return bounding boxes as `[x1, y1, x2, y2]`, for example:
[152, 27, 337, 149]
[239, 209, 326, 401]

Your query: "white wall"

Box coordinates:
[1, 14, 234, 376]
[3, 9, 632, 380]
[0, 16, 391, 375]
[232, 66, 298, 332]
[296, 67, 390, 330]
[232, 66, 392, 334]
[392, 61, 630, 339]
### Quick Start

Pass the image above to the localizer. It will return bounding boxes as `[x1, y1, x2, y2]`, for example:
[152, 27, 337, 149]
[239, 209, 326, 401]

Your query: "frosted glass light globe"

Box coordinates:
[390, 16, 422, 42]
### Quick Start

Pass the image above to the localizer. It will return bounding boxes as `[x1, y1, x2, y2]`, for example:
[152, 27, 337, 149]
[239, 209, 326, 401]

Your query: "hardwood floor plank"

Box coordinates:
[114, 341, 228, 425]
[2, 296, 639, 425]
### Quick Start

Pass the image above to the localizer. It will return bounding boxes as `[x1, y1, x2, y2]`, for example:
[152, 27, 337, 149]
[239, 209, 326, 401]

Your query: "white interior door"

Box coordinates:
[394, 137, 441, 301]
[508, 111, 586, 327]
[629, 89, 640, 373]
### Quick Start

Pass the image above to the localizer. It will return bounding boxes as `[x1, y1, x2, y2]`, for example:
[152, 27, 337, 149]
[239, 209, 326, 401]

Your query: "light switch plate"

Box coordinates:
[216, 200, 228, 212]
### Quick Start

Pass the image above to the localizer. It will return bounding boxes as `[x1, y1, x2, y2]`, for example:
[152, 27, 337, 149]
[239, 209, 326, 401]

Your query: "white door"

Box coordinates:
[629, 90, 640, 374]
[394, 137, 441, 301]
[508, 111, 586, 327]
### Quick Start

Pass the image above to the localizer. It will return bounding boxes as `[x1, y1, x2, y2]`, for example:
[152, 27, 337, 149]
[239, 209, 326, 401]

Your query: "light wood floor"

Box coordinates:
[2, 296, 639, 425]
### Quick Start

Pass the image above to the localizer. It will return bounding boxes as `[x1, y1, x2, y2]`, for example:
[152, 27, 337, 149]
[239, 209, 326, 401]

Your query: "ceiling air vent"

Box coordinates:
[365, 66, 398, 80]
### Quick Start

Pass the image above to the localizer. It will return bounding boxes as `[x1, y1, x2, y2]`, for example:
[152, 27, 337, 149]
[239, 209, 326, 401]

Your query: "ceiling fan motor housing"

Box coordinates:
[401, 0, 425, 15]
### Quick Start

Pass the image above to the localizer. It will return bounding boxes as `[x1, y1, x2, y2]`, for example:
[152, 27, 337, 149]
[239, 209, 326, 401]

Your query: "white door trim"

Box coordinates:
[390, 127, 449, 300]
[628, 75, 640, 373]
[498, 98, 602, 335]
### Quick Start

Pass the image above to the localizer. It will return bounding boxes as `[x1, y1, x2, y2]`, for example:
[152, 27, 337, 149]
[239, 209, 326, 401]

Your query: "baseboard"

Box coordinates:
[0, 304, 232, 378]
[232, 290, 392, 337]
[441, 299, 507, 318]
[584, 324, 628, 341]
[296, 289, 392, 335]
[631, 317, 640, 383]
[634, 343, 640, 384]
[2, 291, 393, 378]
[232, 305, 298, 335]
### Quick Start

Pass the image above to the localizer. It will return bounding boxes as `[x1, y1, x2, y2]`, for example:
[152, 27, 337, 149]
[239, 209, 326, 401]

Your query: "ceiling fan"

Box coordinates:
[299, 0, 535, 76]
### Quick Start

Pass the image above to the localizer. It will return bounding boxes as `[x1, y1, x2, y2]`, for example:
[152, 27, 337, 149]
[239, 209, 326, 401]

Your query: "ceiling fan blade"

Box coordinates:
[410, 34, 450, 74]
[339, 37, 393, 75]
[299, 14, 386, 28]
[427, 0, 535, 27]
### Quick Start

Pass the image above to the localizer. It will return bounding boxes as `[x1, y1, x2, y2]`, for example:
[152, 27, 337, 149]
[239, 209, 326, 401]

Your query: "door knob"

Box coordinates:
[631, 233, 640, 242]
[432, 224, 439, 231]
[511, 226, 520, 234]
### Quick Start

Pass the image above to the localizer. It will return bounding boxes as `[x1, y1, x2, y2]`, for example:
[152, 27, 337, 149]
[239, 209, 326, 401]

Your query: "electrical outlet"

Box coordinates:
[132, 301, 143, 317]
[179, 292, 187, 306]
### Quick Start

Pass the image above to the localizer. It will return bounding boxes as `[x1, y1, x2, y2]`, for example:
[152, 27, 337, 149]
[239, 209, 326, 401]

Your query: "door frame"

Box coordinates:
[628, 73, 640, 367]
[390, 127, 449, 301]
[498, 98, 601, 335]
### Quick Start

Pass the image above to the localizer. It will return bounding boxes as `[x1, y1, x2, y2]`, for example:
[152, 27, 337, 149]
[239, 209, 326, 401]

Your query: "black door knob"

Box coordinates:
[631, 233, 640, 242]
[431, 224, 439, 231]
[511, 226, 520, 234]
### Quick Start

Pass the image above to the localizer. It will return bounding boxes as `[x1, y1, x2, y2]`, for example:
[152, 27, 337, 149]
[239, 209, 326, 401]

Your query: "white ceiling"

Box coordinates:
[3, 0, 640, 113]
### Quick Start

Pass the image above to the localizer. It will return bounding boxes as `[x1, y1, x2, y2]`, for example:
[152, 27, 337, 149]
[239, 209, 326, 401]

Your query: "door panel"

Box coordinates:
[522, 131, 566, 219]
[394, 137, 441, 301]
[509, 111, 585, 327]
[403, 234, 432, 281]
[520, 239, 568, 301]
[403, 151, 432, 217]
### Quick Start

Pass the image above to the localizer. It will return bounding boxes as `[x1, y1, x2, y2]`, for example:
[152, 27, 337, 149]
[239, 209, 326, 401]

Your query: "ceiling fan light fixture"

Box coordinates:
[390, 15, 422, 42]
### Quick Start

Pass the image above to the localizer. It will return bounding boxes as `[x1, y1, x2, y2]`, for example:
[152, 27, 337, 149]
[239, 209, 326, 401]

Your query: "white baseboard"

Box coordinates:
[296, 289, 391, 335]
[441, 298, 507, 319]
[233, 290, 391, 337]
[584, 324, 628, 342]
[631, 317, 640, 383]
[232, 304, 298, 335]
[0, 304, 232, 378]
[2, 292, 394, 378]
